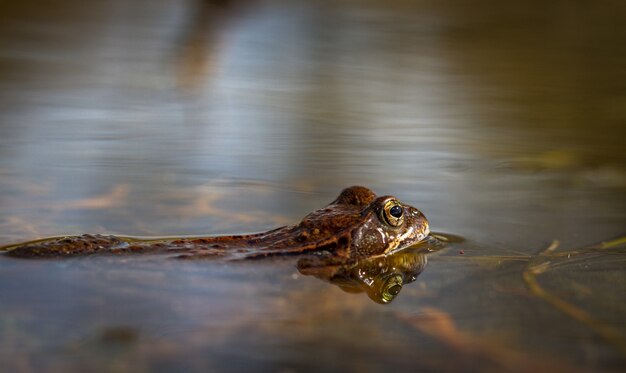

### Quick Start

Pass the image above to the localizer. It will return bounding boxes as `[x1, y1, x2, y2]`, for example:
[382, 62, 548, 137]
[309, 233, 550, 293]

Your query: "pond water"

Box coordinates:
[0, 0, 625, 371]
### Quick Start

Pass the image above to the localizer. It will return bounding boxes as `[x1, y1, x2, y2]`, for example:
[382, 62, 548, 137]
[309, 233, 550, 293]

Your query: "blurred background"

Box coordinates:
[0, 0, 625, 371]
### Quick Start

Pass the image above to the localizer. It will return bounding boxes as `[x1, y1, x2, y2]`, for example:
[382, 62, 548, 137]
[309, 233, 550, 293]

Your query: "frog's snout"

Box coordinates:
[422, 221, 430, 237]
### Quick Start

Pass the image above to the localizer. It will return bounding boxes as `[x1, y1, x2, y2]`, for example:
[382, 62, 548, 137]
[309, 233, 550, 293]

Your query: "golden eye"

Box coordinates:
[381, 199, 404, 227]
[382, 274, 403, 303]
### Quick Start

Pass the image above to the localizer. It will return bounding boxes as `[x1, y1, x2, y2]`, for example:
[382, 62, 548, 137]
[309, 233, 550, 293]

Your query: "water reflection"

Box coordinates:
[176, 0, 240, 91]
[297, 246, 429, 304]
[0, 0, 625, 371]
[295, 233, 458, 303]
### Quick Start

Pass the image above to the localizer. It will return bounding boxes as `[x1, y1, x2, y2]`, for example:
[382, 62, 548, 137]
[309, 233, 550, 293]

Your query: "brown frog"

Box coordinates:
[4, 186, 430, 260]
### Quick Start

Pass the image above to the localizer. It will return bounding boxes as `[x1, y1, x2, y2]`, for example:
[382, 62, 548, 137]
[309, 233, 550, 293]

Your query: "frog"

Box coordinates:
[3, 186, 430, 260]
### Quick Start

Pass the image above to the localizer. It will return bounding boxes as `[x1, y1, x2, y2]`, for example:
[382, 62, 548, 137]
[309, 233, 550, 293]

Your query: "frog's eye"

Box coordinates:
[390, 205, 403, 218]
[381, 199, 404, 227]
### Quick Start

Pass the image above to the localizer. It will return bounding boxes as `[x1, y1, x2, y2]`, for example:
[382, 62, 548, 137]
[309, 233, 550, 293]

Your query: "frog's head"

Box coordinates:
[351, 195, 430, 257]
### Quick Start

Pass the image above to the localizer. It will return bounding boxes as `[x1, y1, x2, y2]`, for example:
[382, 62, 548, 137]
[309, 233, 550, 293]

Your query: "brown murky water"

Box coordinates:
[1, 0, 625, 371]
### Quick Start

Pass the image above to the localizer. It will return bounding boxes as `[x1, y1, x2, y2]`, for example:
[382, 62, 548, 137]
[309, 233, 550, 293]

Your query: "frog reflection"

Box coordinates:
[297, 246, 430, 304]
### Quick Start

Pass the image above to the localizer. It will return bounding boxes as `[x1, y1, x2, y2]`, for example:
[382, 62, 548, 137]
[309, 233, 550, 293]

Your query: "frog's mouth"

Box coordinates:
[382, 223, 430, 256]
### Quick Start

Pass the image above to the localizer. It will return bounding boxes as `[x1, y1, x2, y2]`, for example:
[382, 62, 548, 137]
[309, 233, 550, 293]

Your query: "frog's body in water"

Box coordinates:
[5, 186, 430, 260]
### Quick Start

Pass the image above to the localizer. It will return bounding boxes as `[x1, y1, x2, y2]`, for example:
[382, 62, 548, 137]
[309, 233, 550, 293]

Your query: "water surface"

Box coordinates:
[0, 0, 625, 371]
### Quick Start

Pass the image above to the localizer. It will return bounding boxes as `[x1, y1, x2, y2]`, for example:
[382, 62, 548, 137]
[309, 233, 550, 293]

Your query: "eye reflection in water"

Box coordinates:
[297, 236, 447, 304]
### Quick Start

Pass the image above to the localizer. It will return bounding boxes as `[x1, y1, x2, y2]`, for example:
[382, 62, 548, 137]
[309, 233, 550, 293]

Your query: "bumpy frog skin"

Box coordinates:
[4, 186, 430, 259]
